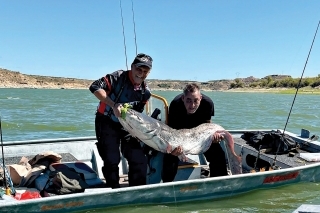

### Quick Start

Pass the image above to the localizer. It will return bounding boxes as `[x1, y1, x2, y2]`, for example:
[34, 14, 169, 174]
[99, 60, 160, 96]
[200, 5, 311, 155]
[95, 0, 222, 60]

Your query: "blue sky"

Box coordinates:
[0, 1, 319, 82]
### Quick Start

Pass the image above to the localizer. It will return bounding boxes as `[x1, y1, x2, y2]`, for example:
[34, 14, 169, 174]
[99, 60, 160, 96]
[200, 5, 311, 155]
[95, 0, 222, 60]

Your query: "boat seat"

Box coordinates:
[90, 145, 129, 180]
[174, 154, 208, 181]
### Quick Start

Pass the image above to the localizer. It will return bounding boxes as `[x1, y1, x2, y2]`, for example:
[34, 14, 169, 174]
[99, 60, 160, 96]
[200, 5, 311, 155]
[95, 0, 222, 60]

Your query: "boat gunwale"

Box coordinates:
[1, 160, 319, 206]
[2, 136, 97, 146]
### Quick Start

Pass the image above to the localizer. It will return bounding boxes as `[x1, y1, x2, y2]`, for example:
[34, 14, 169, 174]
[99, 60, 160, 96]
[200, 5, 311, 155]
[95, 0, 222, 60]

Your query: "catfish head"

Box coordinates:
[118, 108, 170, 152]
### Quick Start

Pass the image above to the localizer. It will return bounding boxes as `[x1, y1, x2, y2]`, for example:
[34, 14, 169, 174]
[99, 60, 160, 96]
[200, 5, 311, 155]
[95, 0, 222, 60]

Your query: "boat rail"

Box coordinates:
[146, 93, 169, 124]
[2, 136, 96, 146]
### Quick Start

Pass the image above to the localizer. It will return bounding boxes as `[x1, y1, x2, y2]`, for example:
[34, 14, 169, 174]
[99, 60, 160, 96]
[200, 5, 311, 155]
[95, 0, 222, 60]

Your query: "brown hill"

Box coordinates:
[0, 68, 93, 89]
[0, 68, 292, 91]
[0, 68, 236, 90]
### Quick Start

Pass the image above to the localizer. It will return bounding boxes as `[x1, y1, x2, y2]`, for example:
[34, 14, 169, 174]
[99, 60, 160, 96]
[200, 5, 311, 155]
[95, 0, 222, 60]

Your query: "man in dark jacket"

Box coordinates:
[89, 53, 153, 188]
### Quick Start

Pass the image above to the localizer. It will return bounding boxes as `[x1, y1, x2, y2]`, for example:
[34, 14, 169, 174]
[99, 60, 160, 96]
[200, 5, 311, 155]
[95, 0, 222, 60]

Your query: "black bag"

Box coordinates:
[263, 130, 300, 154]
[242, 130, 300, 154]
[242, 131, 266, 145]
[42, 167, 89, 195]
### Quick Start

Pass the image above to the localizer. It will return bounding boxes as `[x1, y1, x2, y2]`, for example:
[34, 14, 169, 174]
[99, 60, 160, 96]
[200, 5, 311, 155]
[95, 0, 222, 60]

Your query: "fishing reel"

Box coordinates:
[271, 165, 281, 170]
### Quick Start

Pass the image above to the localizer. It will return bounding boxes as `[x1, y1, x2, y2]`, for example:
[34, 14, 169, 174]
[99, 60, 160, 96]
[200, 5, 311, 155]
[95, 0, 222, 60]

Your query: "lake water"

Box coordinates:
[0, 88, 320, 212]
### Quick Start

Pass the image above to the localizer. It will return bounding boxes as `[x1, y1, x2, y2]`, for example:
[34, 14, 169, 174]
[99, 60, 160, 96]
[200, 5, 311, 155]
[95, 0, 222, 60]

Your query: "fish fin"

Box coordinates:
[221, 131, 242, 175]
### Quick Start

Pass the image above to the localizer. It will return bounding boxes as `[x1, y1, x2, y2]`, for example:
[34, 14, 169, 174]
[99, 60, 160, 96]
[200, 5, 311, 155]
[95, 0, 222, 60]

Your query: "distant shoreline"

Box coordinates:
[1, 68, 320, 94]
[1, 85, 320, 95]
[142, 87, 320, 94]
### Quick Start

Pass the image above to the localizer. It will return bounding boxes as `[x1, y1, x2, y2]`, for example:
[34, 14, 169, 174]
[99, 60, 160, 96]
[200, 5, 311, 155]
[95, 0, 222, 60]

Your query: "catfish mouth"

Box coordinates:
[126, 114, 157, 138]
[126, 110, 144, 124]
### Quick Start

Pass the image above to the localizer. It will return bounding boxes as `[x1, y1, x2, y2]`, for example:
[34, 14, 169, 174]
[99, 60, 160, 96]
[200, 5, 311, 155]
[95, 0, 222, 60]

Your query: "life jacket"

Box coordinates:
[97, 70, 150, 122]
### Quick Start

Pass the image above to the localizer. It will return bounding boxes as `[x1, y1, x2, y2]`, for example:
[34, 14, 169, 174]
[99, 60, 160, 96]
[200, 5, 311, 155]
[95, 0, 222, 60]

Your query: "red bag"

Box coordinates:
[15, 190, 41, 200]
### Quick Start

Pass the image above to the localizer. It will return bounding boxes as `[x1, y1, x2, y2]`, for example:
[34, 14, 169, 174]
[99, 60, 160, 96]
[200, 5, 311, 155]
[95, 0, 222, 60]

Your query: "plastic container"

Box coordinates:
[299, 153, 320, 162]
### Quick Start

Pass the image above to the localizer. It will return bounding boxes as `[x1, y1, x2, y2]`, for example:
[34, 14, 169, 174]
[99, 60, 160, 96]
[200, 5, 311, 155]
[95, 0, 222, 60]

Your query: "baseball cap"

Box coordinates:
[132, 53, 153, 68]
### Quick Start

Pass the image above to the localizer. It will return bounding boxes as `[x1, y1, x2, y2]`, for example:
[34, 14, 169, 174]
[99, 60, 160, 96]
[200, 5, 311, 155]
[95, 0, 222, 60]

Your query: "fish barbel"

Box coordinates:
[119, 108, 242, 175]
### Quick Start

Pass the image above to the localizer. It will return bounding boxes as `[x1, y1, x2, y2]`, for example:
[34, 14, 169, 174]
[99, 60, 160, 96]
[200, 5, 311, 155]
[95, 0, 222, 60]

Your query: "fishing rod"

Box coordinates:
[131, 0, 138, 55]
[253, 145, 262, 172]
[119, 0, 128, 70]
[119, 0, 139, 69]
[272, 20, 320, 168]
[0, 116, 9, 195]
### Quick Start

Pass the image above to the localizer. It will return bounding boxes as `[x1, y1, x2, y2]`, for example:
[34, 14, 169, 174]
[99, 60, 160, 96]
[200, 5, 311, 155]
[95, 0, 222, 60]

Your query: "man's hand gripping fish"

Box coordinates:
[119, 106, 242, 175]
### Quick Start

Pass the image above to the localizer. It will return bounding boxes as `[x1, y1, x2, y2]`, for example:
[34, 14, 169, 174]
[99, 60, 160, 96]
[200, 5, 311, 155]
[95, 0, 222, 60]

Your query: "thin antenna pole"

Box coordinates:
[119, 0, 128, 70]
[273, 20, 320, 167]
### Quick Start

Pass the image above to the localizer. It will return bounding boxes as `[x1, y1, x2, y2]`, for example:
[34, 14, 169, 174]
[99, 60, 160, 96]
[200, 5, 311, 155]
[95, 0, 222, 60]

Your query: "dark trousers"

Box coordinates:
[162, 143, 228, 182]
[95, 114, 147, 188]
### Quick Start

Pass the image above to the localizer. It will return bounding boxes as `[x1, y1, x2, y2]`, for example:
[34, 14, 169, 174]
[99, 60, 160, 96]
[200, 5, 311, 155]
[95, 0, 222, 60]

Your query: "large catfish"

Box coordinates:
[119, 108, 242, 175]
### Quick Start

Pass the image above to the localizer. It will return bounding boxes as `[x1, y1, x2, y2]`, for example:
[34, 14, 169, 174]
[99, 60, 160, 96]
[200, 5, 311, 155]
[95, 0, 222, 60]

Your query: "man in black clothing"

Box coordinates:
[162, 83, 228, 182]
[89, 53, 153, 188]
